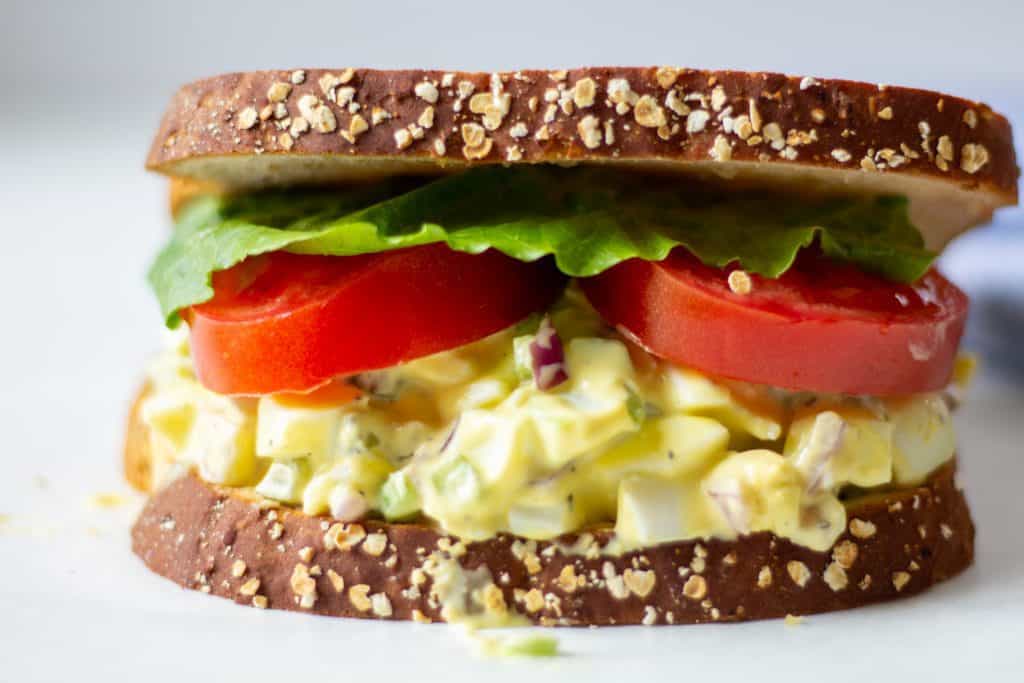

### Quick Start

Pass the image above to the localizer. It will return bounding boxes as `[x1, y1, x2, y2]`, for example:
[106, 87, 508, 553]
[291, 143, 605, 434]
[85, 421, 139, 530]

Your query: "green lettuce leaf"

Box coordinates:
[149, 166, 934, 325]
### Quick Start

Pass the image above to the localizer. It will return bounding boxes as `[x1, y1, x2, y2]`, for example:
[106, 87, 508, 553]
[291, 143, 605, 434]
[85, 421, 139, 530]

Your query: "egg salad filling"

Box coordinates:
[141, 287, 966, 553]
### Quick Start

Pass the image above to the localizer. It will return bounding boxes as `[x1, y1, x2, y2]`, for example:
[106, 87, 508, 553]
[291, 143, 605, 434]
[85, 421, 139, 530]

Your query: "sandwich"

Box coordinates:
[128, 67, 1017, 628]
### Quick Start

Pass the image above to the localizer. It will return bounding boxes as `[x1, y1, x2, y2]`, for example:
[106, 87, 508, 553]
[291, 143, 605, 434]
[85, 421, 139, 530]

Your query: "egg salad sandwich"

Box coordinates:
[128, 67, 1017, 629]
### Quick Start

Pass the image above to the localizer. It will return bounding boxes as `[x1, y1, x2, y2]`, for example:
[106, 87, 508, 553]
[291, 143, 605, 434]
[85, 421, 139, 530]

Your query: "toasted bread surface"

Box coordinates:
[126, 386, 974, 625]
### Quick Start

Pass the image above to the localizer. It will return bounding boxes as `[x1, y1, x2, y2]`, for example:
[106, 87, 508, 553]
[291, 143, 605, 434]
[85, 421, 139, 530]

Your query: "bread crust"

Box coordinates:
[127, 388, 975, 625]
[123, 384, 152, 492]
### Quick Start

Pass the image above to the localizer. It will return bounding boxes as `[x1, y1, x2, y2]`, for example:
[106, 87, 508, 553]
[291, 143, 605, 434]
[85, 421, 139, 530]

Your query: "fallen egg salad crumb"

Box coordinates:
[142, 287, 968, 555]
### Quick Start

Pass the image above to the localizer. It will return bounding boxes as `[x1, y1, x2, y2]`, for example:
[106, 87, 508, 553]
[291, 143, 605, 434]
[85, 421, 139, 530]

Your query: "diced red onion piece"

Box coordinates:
[530, 316, 568, 390]
[439, 416, 460, 454]
[330, 488, 369, 522]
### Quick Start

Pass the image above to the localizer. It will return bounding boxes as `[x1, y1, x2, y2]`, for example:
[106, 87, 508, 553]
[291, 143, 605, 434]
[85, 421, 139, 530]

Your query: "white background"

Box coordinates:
[1, 1, 1022, 680]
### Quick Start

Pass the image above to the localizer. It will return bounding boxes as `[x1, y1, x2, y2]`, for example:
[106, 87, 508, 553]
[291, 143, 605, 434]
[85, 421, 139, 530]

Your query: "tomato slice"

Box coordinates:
[187, 245, 566, 395]
[580, 249, 968, 395]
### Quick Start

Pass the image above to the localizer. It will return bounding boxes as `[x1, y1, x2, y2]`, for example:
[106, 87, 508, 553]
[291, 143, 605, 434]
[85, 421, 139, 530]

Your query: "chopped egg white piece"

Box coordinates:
[703, 449, 846, 551]
[256, 395, 343, 463]
[140, 390, 195, 451]
[616, 475, 715, 546]
[660, 366, 784, 441]
[185, 404, 258, 486]
[784, 408, 894, 492]
[889, 395, 956, 484]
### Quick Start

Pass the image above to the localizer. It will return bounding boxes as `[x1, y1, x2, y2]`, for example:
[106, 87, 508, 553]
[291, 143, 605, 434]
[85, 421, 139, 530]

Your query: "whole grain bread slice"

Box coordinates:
[148, 67, 1017, 249]
[126, 387, 974, 626]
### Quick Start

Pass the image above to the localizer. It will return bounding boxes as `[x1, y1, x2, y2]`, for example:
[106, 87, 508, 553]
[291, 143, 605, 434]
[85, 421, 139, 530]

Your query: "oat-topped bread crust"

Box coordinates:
[127, 392, 974, 626]
[147, 67, 1018, 249]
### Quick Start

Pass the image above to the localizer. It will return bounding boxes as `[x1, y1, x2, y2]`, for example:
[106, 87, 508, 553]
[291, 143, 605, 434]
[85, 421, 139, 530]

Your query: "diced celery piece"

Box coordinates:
[492, 634, 559, 657]
[513, 335, 534, 382]
[255, 459, 310, 503]
[379, 470, 421, 520]
[431, 456, 481, 505]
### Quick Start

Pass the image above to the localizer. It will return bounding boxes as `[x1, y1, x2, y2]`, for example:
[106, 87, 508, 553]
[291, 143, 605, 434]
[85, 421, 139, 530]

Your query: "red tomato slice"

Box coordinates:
[187, 245, 566, 395]
[580, 249, 968, 395]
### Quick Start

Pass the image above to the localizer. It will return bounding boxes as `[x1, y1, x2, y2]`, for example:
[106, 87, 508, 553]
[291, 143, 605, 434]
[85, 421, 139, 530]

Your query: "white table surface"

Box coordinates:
[1, 116, 1022, 683]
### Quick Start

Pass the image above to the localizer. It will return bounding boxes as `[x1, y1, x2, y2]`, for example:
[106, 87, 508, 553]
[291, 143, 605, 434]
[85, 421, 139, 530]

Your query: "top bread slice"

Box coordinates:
[147, 67, 1018, 250]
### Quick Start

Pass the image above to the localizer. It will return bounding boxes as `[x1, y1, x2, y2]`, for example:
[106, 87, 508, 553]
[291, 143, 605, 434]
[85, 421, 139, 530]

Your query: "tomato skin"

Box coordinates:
[188, 246, 566, 395]
[580, 250, 968, 396]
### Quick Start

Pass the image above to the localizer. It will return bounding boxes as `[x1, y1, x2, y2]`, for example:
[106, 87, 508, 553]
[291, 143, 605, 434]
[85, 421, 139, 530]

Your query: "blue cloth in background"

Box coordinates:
[942, 210, 1024, 383]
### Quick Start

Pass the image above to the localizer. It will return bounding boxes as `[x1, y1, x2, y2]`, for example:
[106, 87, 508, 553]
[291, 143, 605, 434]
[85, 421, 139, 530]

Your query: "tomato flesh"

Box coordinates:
[188, 245, 566, 395]
[580, 249, 968, 395]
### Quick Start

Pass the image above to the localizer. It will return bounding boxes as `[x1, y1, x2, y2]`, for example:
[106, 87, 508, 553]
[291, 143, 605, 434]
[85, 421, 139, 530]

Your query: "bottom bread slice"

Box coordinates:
[131, 461, 974, 625]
